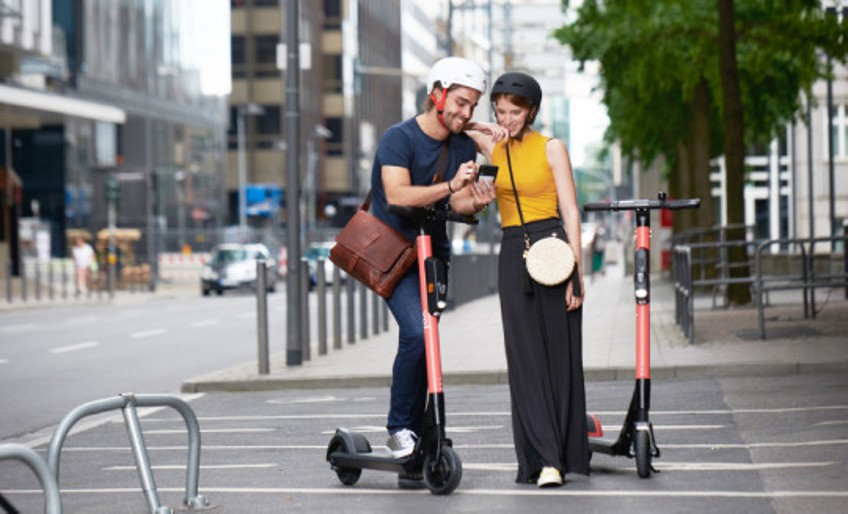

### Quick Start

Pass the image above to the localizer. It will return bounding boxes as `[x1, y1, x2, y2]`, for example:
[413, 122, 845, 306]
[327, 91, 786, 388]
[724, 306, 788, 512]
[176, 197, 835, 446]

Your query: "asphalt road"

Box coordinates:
[0, 289, 300, 442]
[1, 373, 846, 513]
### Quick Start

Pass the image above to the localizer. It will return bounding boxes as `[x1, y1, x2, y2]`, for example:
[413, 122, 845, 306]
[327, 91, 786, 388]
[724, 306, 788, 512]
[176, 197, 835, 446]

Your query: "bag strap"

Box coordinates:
[361, 140, 450, 212]
[504, 142, 533, 255]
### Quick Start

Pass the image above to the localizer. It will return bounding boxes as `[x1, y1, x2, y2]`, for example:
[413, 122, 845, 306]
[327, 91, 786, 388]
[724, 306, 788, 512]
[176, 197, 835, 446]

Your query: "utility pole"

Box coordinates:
[283, 0, 302, 366]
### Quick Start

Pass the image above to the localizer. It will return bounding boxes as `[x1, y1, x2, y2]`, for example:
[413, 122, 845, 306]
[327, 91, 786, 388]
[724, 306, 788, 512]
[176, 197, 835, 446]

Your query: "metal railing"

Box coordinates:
[755, 235, 848, 339]
[47, 393, 209, 514]
[674, 235, 847, 342]
[0, 444, 62, 514]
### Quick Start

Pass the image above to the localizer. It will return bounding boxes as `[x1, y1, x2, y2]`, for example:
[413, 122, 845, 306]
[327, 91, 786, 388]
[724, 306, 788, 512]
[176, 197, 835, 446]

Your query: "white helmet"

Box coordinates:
[426, 57, 487, 96]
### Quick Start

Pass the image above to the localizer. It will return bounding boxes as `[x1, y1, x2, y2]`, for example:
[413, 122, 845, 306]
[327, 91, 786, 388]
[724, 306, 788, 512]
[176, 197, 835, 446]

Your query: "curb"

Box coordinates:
[180, 362, 848, 393]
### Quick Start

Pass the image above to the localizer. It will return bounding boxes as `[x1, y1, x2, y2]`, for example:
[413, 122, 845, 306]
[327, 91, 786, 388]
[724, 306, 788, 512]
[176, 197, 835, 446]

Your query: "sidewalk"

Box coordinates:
[181, 259, 848, 393]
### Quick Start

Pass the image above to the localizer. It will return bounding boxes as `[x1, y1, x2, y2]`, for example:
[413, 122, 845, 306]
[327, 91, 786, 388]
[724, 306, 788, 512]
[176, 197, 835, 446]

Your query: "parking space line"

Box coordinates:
[50, 341, 100, 354]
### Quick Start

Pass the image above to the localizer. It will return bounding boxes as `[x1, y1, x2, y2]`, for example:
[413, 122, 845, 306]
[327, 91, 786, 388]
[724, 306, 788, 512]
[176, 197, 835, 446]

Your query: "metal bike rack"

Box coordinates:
[46, 393, 210, 514]
[0, 443, 63, 514]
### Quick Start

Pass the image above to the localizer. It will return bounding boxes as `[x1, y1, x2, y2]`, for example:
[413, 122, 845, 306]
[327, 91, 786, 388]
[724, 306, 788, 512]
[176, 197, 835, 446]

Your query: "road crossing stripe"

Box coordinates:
[50, 341, 100, 354]
[466, 462, 836, 472]
[0, 358, 8, 364]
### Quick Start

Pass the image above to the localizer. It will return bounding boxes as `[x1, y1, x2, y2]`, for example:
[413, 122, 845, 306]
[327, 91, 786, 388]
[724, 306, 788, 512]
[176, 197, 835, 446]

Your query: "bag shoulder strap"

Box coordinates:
[361, 140, 450, 212]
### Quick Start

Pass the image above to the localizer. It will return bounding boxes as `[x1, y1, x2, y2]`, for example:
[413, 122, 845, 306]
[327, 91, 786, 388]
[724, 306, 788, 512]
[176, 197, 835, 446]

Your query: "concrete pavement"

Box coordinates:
[180, 258, 848, 392]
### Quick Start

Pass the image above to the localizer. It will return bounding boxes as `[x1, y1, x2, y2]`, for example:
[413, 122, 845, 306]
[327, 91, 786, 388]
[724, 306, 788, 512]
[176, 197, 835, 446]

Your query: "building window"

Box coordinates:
[829, 103, 848, 159]
[256, 106, 281, 136]
[254, 35, 279, 78]
[231, 36, 246, 79]
[324, 54, 343, 93]
[324, 0, 342, 29]
[325, 117, 344, 156]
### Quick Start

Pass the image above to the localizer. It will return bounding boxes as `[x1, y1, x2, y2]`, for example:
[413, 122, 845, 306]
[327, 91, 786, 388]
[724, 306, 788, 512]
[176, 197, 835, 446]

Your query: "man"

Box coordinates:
[368, 57, 504, 459]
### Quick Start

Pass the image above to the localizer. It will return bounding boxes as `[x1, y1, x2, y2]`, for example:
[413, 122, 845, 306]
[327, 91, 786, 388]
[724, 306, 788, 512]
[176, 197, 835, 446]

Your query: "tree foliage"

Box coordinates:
[555, 0, 848, 198]
[555, 0, 848, 304]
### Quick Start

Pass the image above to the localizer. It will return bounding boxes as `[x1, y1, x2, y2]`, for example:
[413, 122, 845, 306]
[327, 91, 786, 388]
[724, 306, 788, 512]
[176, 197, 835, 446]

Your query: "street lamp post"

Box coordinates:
[236, 103, 265, 233]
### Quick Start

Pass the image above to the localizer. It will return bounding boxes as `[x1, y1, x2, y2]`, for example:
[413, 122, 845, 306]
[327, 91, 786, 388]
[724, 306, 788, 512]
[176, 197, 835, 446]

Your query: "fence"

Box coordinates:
[3, 256, 153, 305]
[673, 235, 848, 343]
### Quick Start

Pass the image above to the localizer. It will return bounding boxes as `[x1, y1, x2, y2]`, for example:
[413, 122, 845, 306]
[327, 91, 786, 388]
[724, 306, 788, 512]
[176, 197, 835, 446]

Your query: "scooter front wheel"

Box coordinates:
[423, 446, 462, 495]
[634, 430, 651, 478]
[327, 435, 362, 486]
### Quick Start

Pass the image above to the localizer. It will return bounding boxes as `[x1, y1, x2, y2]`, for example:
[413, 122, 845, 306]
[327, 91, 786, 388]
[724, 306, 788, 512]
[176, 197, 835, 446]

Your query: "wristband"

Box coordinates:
[447, 181, 455, 194]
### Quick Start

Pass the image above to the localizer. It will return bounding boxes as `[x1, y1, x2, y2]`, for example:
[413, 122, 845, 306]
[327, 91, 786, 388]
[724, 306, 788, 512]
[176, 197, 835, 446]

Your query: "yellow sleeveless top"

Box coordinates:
[491, 130, 559, 228]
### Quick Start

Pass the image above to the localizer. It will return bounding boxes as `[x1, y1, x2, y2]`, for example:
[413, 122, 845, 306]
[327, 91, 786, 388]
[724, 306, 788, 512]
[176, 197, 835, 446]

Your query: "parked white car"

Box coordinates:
[201, 243, 278, 296]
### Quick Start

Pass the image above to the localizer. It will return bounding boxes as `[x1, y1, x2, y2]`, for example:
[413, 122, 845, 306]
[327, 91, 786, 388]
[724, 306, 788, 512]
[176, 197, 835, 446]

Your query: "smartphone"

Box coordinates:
[477, 164, 499, 183]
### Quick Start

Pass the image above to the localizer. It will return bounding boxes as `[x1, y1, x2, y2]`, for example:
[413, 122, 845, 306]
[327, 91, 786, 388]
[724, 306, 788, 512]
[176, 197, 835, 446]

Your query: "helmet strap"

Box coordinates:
[431, 89, 449, 129]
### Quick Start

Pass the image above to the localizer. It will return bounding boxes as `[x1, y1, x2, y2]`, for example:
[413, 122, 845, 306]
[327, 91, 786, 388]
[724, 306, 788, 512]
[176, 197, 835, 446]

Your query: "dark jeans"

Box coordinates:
[385, 267, 427, 434]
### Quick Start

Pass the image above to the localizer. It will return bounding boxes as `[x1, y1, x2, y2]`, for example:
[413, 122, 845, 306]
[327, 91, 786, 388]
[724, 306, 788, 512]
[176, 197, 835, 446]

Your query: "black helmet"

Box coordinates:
[490, 72, 542, 110]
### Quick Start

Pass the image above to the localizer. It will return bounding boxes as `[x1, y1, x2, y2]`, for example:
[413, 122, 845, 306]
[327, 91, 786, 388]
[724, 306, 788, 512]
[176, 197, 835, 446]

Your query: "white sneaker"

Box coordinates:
[537, 466, 563, 488]
[386, 429, 417, 458]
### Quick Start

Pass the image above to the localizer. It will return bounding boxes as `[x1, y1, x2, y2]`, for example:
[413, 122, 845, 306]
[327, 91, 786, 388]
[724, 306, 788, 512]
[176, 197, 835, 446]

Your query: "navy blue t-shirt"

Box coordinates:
[369, 117, 477, 260]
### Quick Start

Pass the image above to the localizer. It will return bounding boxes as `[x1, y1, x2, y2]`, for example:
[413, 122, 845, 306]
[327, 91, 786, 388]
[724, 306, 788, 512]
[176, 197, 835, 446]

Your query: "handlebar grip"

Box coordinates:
[386, 204, 414, 217]
[583, 202, 613, 212]
[666, 198, 701, 210]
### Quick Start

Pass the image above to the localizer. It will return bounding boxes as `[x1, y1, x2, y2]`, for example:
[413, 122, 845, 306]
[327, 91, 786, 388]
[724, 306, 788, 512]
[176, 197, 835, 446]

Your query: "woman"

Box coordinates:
[469, 72, 589, 487]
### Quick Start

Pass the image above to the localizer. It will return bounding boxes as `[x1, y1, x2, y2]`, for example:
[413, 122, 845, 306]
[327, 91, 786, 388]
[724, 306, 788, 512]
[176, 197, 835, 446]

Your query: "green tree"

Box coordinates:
[556, 0, 848, 305]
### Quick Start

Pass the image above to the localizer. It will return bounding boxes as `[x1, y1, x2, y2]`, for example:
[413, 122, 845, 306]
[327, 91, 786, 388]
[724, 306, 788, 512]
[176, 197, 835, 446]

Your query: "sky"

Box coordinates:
[183, 0, 231, 96]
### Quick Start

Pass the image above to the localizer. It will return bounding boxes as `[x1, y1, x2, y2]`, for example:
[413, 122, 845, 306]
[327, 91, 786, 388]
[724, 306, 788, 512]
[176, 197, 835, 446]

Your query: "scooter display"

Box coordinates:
[583, 192, 700, 478]
[326, 204, 478, 495]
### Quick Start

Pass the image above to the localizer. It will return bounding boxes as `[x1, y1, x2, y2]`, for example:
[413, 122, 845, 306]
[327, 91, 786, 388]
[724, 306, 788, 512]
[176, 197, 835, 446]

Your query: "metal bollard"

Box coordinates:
[382, 300, 389, 332]
[35, 263, 42, 302]
[6, 261, 11, 303]
[256, 260, 270, 375]
[48, 261, 55, 301]
[300, 259, 311, 360]
[346, 273, 356, 344]
[359, 281, 368, 340]
[372, 287, 380, 335]
[332, 267, 342, 350]
[317, 259, 328, 356]
[61, 260, 68, 300]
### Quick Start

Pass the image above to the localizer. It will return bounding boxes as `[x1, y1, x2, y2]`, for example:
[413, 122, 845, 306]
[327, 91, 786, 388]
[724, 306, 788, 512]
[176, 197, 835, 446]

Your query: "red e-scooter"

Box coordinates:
[326, 204, 477, 495]
[583, 192, 700, 478]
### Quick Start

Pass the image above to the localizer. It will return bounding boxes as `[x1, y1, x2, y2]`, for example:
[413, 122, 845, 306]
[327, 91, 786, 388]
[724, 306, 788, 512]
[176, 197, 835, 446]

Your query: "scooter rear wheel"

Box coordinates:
[423, 446, 462, 495]
[635, 430, 651, 478]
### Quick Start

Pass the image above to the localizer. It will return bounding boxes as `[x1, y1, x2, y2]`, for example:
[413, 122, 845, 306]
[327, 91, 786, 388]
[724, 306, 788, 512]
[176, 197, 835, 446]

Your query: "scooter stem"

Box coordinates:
[417, 233, 444, 395]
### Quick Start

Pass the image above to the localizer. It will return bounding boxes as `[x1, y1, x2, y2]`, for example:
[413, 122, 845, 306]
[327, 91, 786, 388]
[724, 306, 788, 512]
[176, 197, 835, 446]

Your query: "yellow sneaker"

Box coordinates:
[537, 466, 563, 488]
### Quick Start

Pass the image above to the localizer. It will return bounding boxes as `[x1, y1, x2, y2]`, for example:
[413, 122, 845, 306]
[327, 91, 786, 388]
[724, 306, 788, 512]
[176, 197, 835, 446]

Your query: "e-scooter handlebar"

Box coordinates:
[387, 204, 479, 226]
[583, 193, 700, 213]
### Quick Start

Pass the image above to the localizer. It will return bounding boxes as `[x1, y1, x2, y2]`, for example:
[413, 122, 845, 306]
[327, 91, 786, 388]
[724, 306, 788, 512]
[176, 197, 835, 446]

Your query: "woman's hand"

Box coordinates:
[566, 276, 584, 312]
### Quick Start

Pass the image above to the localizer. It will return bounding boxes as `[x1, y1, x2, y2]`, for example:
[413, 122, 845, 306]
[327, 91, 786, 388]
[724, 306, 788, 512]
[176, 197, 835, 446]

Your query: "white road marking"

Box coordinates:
[654, 462, 836, 471]
[130, 328, 167, 339]
[815, 420, 848, 426]
[1, 324, 37, 333]
[66, 315, 99, 325]
[6, 487, 845, 499]
[190, 319, 220, 328]
[50, 341, 100, 354]
[146, 428, 275, 435]
[0, 358, 8, 364]
[60, 438, 848, 453]
[662, 439, 848, 449]
[104, 463, 276, 471]
[267, 395, 342, 405]
[237, 312, 255, 319]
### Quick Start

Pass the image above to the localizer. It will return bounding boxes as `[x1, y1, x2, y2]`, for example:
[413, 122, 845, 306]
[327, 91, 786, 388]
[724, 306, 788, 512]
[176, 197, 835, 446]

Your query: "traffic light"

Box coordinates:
[106, 177, 120, 210]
